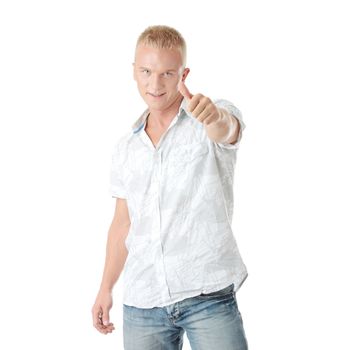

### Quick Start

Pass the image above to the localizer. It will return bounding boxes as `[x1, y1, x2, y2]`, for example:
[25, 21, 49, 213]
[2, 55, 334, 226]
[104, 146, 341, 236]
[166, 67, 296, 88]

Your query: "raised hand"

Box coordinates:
[178, 80, 221, 125]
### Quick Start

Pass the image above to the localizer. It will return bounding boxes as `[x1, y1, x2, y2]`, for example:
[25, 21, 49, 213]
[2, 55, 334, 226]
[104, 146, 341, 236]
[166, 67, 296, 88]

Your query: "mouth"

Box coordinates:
[147, 92, 166, 98]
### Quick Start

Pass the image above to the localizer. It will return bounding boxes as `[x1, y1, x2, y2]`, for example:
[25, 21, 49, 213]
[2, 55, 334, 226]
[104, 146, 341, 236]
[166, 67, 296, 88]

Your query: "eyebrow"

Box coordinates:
[139, 66, 177, 72]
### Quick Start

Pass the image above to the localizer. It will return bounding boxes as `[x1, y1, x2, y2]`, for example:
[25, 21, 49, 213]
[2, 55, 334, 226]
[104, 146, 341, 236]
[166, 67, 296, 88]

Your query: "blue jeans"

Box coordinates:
[123, 283, 248, 349]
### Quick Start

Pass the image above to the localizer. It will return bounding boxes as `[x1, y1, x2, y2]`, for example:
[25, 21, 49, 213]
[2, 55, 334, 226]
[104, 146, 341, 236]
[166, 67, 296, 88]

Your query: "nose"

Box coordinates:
[148, 74, 164, 92]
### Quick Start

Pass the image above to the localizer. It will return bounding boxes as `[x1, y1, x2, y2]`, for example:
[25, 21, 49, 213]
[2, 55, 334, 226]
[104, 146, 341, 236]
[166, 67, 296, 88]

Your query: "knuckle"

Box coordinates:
[204, 96, 210, 103]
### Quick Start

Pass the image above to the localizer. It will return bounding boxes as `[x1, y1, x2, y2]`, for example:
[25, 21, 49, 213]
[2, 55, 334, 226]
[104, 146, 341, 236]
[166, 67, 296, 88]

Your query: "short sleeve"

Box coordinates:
[212, 98, 246, 151]
[109, 141, 127, 199]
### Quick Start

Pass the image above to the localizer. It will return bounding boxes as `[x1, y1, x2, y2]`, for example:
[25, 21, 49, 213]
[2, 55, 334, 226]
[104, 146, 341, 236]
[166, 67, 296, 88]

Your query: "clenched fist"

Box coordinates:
[178, 80, 221, 126]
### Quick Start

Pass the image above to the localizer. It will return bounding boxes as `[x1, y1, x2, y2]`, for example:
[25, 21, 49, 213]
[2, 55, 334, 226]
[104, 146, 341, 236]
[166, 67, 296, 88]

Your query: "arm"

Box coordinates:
[177, 81, 241, 145]
[99, 197, 131, 293]
[92, 198, 131, 334]
[204, 107, 241, 145]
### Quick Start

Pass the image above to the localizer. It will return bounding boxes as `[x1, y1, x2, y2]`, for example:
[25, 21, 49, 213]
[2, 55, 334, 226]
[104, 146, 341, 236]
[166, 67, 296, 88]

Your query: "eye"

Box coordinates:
[142, 69, 150, 74]
[164, 72, 173, 77]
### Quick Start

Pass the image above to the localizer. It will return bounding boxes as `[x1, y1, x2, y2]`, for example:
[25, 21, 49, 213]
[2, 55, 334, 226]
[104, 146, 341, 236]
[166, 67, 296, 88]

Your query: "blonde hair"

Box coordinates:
[135, 25, 187, 68]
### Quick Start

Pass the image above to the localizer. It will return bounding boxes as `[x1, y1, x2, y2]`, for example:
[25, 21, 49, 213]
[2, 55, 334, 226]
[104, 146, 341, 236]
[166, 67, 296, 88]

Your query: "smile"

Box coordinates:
[148, 93, 166, 98]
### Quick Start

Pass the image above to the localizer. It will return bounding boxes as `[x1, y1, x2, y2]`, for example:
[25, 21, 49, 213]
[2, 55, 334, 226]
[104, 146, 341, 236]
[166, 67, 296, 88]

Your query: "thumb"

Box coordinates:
[102, 309, 110, 326]
[178, 80, 193, 100]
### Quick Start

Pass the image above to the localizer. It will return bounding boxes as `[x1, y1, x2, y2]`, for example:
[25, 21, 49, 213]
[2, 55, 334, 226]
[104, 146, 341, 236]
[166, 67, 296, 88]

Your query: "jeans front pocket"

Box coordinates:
[196, 283, 235, 300]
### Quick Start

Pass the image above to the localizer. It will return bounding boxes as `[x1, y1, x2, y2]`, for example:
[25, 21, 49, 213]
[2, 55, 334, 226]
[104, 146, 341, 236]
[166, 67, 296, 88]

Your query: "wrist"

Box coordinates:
[99, 284, 113, 294]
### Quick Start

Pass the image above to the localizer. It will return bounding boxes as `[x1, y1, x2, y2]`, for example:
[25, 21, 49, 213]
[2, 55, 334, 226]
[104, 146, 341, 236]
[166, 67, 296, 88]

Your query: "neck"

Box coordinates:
[147, 94, 184, 129]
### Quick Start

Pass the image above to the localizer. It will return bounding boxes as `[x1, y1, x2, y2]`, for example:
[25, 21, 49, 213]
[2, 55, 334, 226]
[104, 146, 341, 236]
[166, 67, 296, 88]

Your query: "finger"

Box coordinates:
[92, 306, 102, 327]
[93, 314, 104, 331]
[198, 103, 213, 123]
[102, 323, 115, 333]
[94, 320, 106, 332]
[102, 308, 110, 326]
[191, 99, 207, 118]
[95, 321, 113, 333]
[93, 308, 108, 333]
[178, 80, 193, 100]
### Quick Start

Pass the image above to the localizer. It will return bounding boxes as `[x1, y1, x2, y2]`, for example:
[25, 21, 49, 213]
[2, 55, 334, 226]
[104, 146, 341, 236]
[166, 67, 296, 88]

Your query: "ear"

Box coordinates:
[182, 67, 190, 81]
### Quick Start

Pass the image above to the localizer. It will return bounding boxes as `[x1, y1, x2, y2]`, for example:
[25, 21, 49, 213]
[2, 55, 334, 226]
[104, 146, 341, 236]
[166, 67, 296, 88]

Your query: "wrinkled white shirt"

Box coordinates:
[110, 96, 248, 308]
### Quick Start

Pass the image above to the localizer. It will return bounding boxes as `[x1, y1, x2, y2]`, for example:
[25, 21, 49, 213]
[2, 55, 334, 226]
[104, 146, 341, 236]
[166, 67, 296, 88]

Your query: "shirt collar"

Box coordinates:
[131, 97, 188, 134]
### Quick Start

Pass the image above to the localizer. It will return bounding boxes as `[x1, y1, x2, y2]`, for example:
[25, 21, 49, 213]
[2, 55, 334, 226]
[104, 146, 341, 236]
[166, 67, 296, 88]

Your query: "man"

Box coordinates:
[92, 25, 249, 349]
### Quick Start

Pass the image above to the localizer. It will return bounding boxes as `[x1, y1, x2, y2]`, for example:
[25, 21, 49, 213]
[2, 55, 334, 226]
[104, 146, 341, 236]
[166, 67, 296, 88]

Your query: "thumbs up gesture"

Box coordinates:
[178, 80, 221, 125]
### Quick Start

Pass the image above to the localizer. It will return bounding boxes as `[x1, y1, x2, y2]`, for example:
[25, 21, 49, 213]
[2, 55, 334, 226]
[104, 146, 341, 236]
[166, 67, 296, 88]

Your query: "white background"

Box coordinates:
[1, 0, 349, 349]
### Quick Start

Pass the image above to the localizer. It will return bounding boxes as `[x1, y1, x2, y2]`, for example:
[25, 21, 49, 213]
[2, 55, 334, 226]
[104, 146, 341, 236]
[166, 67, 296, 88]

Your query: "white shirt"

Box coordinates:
[110, 96, 248, 308]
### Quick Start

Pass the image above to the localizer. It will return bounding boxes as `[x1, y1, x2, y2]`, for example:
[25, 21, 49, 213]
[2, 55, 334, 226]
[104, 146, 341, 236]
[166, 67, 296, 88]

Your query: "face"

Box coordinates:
[133, 44, 190, 111]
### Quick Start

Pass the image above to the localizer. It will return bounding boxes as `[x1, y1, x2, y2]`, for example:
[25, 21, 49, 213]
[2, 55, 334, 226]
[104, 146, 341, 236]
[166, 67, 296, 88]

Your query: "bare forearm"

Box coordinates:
[204, 107, 240, 144]
[99, 222, 130, 293]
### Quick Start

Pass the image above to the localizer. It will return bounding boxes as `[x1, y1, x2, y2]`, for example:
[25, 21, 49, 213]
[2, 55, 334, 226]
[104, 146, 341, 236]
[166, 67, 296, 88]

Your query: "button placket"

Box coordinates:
[155, 149, 171, 298]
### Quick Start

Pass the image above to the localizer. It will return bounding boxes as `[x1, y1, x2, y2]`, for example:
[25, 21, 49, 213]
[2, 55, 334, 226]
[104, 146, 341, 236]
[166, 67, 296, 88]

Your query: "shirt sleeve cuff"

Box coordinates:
[109, 185, 127, 199]
[213, 99, 246, 150]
